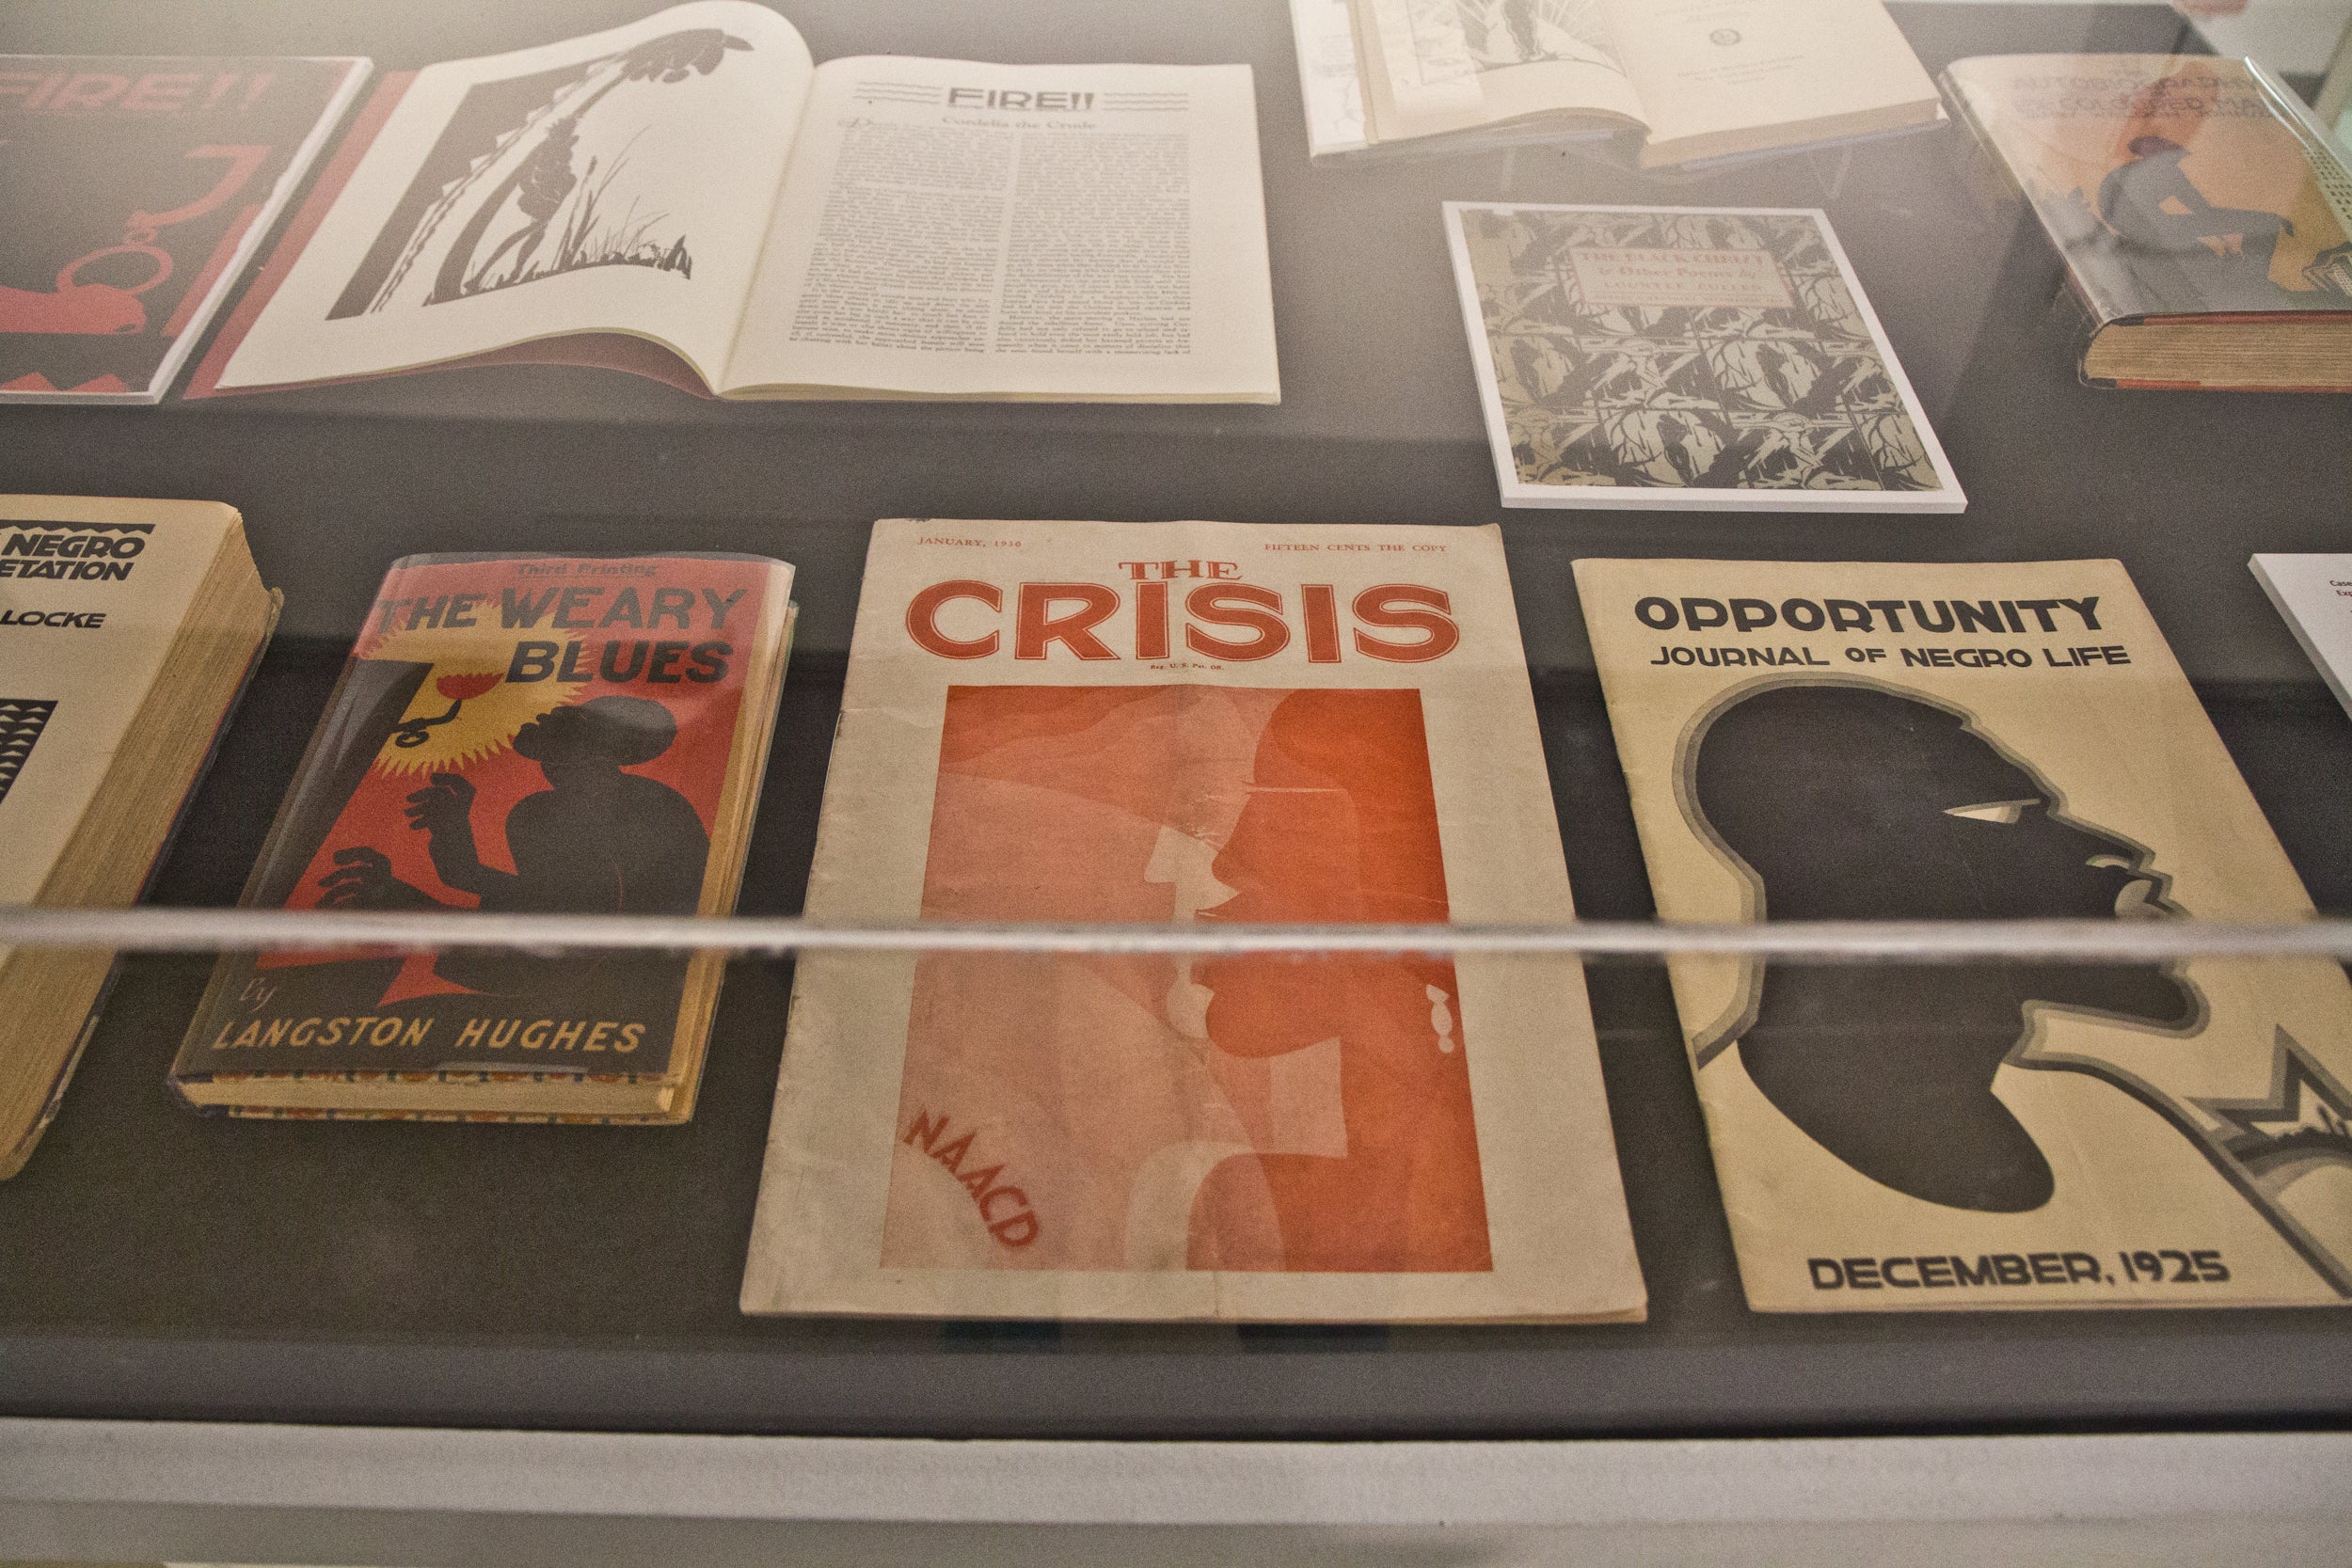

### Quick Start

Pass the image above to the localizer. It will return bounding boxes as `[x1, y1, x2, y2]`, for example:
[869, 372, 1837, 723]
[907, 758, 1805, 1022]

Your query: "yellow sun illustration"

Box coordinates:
[367, 627, 586, 775]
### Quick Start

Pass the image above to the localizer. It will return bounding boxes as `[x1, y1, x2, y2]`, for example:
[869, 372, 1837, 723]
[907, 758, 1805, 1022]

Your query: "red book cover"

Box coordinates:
[0, 54, 369, 403]
[170, 552, 795, 1120]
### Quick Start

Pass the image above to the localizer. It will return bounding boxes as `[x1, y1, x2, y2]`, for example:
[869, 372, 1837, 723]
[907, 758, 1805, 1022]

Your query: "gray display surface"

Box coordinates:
[0, 0, 2349, 1441]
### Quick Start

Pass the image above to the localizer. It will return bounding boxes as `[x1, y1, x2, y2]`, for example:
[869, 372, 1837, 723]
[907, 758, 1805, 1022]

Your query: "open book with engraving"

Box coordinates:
[1296, 0, 1942, 167]
[192, 1, 1278, 403]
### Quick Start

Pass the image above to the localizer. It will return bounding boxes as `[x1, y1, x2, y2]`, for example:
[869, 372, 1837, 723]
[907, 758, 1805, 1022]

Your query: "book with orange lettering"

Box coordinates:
[169, 550, 794, 1122]
[740, 518, 1644, 1322]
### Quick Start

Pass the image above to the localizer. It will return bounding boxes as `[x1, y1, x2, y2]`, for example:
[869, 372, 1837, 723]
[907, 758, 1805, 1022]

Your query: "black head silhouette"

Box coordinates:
[514, 693, 676, 771]
[1690, 681, 2200, 1212]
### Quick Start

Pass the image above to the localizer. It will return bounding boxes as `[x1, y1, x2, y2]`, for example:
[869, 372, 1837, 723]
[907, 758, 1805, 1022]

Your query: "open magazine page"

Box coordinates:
[722, 60, 1279, 401]
[213, 0, 809, 392]
[1603, 0, 1938, 167]
[740, 519, 1643, 1321]
[1350, 0, 1645, 146]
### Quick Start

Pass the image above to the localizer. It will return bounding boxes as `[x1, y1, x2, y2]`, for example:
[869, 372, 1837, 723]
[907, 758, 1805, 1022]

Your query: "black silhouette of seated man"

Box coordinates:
[1689, 681, 2201, 1212]
[2097, 135, 2296, 312]
[319, 694, 708, 999]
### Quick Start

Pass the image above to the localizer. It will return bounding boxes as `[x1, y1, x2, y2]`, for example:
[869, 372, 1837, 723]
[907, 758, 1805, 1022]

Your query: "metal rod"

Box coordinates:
[1, 906, 2350, 962]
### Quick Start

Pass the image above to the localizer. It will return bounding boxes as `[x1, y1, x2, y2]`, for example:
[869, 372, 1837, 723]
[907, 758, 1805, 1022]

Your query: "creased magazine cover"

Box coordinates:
[743, 518, 1644, 1322]
[1446, 203, 1962, 511]
[1578, 557, 2352, 1310]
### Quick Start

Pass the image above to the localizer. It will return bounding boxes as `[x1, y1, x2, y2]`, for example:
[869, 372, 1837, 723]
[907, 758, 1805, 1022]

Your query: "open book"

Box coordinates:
[197, 2, 1278, 402]
[1310, 0, 1942, 168]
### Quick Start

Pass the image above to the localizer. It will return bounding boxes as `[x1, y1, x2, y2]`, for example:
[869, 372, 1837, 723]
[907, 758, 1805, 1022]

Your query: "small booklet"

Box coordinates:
[1446, 203, 1962, 511]
[194, 1, 1278, 403]
[2251, 554, 2352, 719]
[741, 517, 1645, 1323]
[1944, 55, 2352, 390]
[0, 54, 368, 401]
[1579, 556, 2352, 1311]
[1303, 0, 1941, 167]
[0, 497, 276, 1177]
[170, 550, 796, 1123]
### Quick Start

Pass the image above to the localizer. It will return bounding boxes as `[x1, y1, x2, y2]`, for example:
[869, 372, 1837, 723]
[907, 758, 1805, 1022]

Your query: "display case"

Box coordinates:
[2, 0, 2349, 1560]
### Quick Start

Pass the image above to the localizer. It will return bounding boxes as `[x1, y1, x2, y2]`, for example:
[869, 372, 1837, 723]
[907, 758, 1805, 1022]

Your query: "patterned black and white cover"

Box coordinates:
[1445, 203, 1963, 511]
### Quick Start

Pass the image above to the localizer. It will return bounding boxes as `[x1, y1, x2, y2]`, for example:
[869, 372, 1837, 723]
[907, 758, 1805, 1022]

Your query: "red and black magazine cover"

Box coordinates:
[0, 55, 367, 402]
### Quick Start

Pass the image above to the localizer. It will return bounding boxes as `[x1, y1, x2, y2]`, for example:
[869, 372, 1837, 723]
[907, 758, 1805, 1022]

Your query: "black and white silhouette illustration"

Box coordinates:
[0, 698, 56, 806]
[1462, 208, 1940, 493]
[1684, 679, 2201, 1213]
[1680, 676, 2352, 1292]
[329, 26, 753, 319]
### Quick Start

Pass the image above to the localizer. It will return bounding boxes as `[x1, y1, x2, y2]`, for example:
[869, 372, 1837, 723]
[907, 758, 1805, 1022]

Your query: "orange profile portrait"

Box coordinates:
[882, 684, 1491, 1275]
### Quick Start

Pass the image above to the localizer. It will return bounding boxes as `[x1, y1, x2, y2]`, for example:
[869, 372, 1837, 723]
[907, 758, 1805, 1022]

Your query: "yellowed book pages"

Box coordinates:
[742, 518, 1645, 1322]
[1577, 557, 2352, 1311]
[0, 496, 263, 1175]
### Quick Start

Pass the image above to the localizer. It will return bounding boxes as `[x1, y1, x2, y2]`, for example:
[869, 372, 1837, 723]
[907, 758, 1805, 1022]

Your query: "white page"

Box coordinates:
[1603, 0, 1936, 164]
[723, 59, 1279, 402]
[2251, 554, 2352, 720]
[1290, 0, 1369, 156]
[1349, 0, 1646, 145]
[215, 1, 810, 391]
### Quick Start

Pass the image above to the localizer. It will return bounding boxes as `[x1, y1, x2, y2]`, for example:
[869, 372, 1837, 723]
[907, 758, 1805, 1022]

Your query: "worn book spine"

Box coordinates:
[170, 551, 789, 1119]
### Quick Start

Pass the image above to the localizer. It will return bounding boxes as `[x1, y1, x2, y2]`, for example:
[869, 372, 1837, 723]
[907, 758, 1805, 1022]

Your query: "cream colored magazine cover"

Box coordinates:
[741, 518, 1645, 1322]
[1577, 557, 2352, 1311]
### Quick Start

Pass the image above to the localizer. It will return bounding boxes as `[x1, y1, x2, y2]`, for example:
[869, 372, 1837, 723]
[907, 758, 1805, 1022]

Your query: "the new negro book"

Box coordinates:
[741, 518, 1645, 1323]
[0, 496, 274, 1178]
[1444, 203, 1962, 511]
[172, 551, 795, 1122]
[0, 54, 367, 401]
[1578, 558, 2352, 1310]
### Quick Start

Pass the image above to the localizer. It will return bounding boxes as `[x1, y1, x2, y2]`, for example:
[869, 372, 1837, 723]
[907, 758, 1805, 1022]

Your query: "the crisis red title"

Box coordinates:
[904, 560, 1462, 663]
